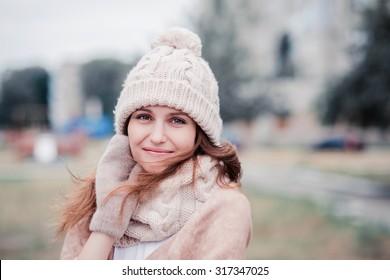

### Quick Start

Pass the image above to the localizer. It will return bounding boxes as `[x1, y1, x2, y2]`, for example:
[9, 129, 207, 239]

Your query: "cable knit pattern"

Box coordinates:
[114, 155, 218, 247]
[89, 135, 137, 239]
[60, 186, 252, 260]
[114, 27, 222, 145]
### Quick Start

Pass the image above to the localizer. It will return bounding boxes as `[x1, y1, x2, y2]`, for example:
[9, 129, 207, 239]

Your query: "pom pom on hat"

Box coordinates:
[114, 27, 222, 145]
[151, 26, 202, 56]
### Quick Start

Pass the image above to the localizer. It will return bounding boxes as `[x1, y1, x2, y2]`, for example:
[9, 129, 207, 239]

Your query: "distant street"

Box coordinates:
[242, 161, 390, 229]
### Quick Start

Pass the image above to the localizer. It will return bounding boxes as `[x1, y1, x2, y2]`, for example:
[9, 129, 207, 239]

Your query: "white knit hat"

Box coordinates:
[114, 27, 222, 145]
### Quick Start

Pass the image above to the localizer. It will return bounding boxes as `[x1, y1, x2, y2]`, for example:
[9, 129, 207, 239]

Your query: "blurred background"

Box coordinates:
[1, 0, 389, 259]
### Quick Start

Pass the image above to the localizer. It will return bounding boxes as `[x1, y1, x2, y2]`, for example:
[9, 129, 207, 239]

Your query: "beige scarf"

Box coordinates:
[114, 155, 219, 247]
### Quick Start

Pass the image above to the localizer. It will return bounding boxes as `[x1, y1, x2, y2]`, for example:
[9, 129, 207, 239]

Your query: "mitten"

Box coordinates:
[89, 134, 137, 238]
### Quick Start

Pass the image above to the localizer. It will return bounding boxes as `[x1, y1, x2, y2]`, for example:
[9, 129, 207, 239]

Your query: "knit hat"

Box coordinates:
[114, 26, 222, 145]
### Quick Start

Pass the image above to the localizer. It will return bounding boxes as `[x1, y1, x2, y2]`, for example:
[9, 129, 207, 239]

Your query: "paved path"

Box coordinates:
[241, 162, 390, 229]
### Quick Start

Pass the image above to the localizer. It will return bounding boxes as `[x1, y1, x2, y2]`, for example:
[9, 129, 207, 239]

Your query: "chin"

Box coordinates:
[141, 163, 167, 174]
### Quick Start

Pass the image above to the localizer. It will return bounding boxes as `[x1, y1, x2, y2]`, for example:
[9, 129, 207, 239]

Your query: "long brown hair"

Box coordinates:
[56, 126, 241, 237]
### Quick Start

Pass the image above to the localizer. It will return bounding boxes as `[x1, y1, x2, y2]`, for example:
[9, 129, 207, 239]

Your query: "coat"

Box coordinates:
[60, 186, 252, 260]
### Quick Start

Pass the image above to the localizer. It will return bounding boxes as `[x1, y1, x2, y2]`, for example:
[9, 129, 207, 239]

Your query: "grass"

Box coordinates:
[0, 140, 101, 260]
[0, 179, 64, 259]
[246, 190, 390, 259]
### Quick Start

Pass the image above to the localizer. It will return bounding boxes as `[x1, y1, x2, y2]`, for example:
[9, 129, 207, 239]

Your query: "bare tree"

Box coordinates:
[318, 0, 390, 137]
[195, 0, 270, 123]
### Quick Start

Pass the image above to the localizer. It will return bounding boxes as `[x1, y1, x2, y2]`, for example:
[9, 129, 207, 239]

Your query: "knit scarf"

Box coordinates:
[114, 155, 219, 247]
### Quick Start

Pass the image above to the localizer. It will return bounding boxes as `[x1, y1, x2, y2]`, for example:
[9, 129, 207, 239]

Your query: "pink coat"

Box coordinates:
[60, 187, 252, 260]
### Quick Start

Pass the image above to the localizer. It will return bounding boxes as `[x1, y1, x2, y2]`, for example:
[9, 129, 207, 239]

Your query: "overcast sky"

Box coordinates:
[0, 0, 196, 72]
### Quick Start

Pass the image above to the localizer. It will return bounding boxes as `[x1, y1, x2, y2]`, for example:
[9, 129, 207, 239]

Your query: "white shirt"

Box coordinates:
[113, 239, 167, 260]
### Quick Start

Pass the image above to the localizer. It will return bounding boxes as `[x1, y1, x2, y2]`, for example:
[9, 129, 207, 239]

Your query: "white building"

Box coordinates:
[49, 63, 84, 131]
[201, 0, 376, 146]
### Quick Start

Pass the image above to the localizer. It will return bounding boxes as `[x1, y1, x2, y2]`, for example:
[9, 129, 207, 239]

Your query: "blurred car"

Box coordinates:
[4, 130, 87, 161]
[312, 137, 365, 151]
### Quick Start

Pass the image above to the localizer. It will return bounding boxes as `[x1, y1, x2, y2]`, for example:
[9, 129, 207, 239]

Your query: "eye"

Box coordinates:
[135, 114, 152, 121]
[170, 117, 186, 125]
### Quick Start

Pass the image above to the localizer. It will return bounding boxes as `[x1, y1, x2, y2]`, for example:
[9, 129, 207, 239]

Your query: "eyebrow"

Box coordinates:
[135, 108, 190, 117]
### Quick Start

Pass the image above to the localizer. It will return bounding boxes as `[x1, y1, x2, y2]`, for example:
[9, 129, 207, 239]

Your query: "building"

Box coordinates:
[201, 0, 377, 146]
[49, 63, 84, 132]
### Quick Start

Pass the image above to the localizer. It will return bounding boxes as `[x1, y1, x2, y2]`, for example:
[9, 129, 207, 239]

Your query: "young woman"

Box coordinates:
[57, 27, 252, 260]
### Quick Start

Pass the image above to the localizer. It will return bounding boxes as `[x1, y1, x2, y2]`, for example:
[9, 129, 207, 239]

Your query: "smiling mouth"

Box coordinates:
[143, 148, 173, 155]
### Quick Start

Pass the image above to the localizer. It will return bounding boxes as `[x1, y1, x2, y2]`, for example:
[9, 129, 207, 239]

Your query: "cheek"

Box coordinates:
[127, 122, 143, 149]
[127, 135, 135, 151]
[127, 131, 143, 163]
[176, 128, 196, 151]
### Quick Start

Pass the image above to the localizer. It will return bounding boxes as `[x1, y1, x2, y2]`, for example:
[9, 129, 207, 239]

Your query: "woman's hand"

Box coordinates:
[78, 135, 138, 259]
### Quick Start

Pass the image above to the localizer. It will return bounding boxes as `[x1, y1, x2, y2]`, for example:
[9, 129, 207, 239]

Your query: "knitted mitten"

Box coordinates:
[89, 134, 137, 238]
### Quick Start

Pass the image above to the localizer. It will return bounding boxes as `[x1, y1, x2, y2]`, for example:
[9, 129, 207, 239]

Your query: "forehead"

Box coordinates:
[135, 105, 188, 115]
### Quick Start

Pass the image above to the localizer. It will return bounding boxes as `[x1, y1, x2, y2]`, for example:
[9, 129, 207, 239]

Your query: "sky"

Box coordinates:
[0, 0, 196, 73]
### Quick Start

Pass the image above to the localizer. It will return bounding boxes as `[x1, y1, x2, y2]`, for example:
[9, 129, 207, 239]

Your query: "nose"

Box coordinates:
[150, 121, 167, 144]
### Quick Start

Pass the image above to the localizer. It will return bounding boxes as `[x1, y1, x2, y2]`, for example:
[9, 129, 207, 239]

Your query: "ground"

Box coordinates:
[1, 139, 389, 259]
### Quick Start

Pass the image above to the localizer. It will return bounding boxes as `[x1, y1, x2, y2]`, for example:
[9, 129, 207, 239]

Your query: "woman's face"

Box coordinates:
[127, 105, 197, 173]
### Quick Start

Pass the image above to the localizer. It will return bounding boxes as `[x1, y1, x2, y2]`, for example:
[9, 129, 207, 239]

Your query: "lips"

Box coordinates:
[143, 147, 173, 155]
